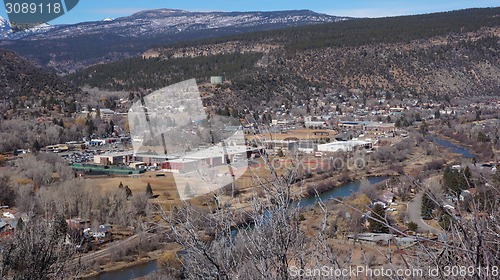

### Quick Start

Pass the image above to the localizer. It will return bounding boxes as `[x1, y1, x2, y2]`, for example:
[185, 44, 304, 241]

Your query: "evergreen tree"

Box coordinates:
[108, 120, 115, 135]
[477, 131, 489, 143]
[443, 166, 470, 195]
[125, 186, 132, 199]
[369, 204, 389, 233]
[395, 118, 401, 128]
[231, 108, 239, 118]
[277, 149, 284, 157]
[146, 183, 153, 198]
[421, 193, 436, 220]
[85, 119, 95, 137]
[53, 214, 68, 237]
[407, 221, 418, 232]
[95, 108, 101, 119]
[16, 218, 24, 231]
[419, 120, 428, 136]
[68, 102, 77, 113]
[32, 139, 41, 152]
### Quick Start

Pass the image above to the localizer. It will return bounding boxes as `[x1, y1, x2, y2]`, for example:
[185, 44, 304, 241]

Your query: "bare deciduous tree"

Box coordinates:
[0, 218, 76, 280]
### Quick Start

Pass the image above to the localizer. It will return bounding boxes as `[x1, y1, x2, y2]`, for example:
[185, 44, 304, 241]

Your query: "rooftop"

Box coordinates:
[185, 145, 255, 160]
[318, 140, 371, 148]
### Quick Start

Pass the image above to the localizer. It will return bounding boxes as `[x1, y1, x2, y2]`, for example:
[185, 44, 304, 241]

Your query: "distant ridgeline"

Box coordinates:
[68, 7, 500, 103]
[167, 7, 500, 51]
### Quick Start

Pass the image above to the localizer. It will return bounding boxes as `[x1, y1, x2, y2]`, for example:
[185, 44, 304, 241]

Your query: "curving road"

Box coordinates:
[407, 192, 443, 234]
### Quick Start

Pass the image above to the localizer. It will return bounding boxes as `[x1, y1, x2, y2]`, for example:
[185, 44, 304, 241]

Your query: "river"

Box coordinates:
[91, 136, 475, 279]
[293, 176, 390, 208]
[428, 135, 476, 158]
[87, 260, 157, 280]
[90, 176, 389, 279]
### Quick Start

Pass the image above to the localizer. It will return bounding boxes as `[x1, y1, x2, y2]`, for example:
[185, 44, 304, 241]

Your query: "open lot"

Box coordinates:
[89, 172, 181, 205]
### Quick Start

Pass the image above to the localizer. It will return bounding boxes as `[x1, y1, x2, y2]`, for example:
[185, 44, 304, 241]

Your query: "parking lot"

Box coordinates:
[58, 141, 131, 164]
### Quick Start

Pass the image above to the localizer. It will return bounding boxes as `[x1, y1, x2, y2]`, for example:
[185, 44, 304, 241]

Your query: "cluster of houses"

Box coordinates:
[0, 210, 113, 247]
[67, 218, 113, 246]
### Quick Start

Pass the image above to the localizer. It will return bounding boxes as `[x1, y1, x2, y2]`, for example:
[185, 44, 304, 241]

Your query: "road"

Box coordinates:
[68, 232, 156, 269]
[407, 192, 443, 234]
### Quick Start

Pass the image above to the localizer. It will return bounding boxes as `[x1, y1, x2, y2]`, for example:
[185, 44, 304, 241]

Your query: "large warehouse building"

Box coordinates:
[94, 145, 262, 173]
[317, 140, 372, 153]
[162, 145, 261, 173]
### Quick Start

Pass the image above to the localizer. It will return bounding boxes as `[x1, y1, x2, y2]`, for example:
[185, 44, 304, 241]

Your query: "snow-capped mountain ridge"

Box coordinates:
[0, 8, 349, 71]
[1, 8, 347, 40]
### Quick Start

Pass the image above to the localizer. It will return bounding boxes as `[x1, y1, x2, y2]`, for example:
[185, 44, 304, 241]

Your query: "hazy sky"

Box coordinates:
[1, 0, 499, 24]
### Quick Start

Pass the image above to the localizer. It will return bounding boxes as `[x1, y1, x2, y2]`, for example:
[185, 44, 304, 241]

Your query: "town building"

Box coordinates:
[317, 140, 372, 153]
[263, 140, 298, 153]
[210, 76, 224, 85]
[162, 145, 260, 173]
[297, 141, 317, 154]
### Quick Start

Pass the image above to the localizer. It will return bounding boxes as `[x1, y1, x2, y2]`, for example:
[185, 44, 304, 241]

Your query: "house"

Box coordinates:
[83, 224, 113, 244]
[0, 219, 15, 237]
[372, 201, 387, 209]
[459, 188, 477, 201]
[2, 211, 15, 219]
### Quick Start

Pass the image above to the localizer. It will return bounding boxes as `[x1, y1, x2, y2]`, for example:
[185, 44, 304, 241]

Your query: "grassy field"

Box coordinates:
[89, 173, 181, 206]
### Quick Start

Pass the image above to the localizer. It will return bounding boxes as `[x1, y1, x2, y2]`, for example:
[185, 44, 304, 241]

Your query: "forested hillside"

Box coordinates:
[68, 53, 262, 91]
[68, 8, 500, 109]
[167, 7, 500, 51]
[0, 49, 82, 118]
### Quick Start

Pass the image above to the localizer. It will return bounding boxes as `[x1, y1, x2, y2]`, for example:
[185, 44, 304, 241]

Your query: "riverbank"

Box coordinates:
[80, 134, 467, 278]
[81, 247, 169, 280]
[82, 255, 156, 279]
[431, 134, 478, 158]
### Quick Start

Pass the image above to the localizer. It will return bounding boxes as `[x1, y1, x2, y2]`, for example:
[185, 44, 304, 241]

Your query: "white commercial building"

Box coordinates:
[317, 140, 372, 152]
